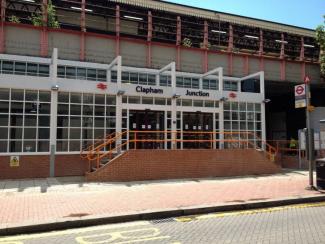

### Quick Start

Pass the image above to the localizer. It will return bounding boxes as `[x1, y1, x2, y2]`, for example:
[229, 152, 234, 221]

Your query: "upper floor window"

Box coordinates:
[0, 60, 50, 77]
[121, 71, 156, 86]
[57, 65, 107, 82]
[176, 76, 200, 89]
[224, 80, 238, 91]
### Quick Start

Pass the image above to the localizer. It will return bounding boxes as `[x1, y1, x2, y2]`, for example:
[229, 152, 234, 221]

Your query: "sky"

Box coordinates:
[164, 0, 324, 30]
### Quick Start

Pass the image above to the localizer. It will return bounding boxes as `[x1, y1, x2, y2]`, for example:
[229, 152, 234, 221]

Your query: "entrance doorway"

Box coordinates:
[182, 112, 213, 149]
[129, 110, 165, 149]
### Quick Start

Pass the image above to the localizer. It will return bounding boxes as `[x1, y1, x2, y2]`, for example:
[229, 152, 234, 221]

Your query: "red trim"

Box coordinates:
[80, 0, 86, 61]
[176, 16, 181, 70]
[228, 24, 233, 52]
[0, 0, 6, 53]
[203, 21, 208, 72]
[300, 37, 304, 61]
[228, 53, 233, 76]
[301, 62, 306, 81]
[280, 59, 286, 81]
[280, 33, 285, 59]
[147, 11, 152, 67]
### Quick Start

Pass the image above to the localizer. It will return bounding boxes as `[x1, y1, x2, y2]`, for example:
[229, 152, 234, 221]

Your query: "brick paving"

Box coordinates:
[0, 170, 323, 230]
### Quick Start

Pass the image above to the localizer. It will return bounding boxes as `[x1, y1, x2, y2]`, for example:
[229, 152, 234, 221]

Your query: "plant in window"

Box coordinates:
[182, 38, 192, 48]
[30, 0, 60, 28]
[9, 15, 20, 23]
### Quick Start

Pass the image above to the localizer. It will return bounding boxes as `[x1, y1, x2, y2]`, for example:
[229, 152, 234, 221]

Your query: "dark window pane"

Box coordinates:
[10, 141, 22, 152]
[2, 61, 14, 74]
[71, 93, 82, 103]
[14, 62, 26, 75]
[38, 141, 49, 152]
[39, 91, 51, 102]
[11, 102, 24, 113]
[130, 73, 138, 84]
[70, 104, 81, 115]
[106, 96, 116, 105]
[192, 78, 199, 88]
[57, 66, 65, 78]
[0, 88, 9, 100]
[83, 94, 93, 104]
[83, 105, 93, 116]
[10, 115, 23, 126]
[24, 141, 36, 153]
[27, 63, 38, 76]
[70, 128, 81, 139]
[39, 116, 50, 126]
[97, 70, 107, 81]
[70, 116, 81, 127]
[139, 73, 148, 85]
[82, 129, 93, 139]
[25, 90, 38, 101]
[87, 69, 97, 81]
[58, 92, 69, 103]
[25, 102, 39, 114]
[77, 67, 86, 80]
[94, 129, 104, 138]
[0, 127, 8, 139]
[95, 95, 105, 104]
[95, 106, 105, 116]
[106, 106, 116, 116]
[0, 115, 8, 126]
[24, 115, 37, 126]
[11, 89, 24, 101]
[57, 128, 68, 139]
[66, 66, 76, 79]
[10, 127, 23, 139]
[111, 71, 117, 83]
[160, 75, 167, 86]
[122, 72, 129, 83]
[0, 141, 7, 152]
[24, 128, 37, 139]
[57, 116, 69, 127]
[94, 117, 104, 127]
[148, 74, 156, 85]
[69, 141, 80, 151]
[58, 104, 69, 115]
[0, 101, 9, 113]
[39, 103, 50, 114]
[57, 140, 68, 151]
[83, 117, 93, 127]
[38, 65, 49, 77]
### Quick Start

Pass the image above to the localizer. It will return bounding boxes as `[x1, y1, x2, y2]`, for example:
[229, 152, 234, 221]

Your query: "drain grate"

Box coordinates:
[151, 217, 176, 224]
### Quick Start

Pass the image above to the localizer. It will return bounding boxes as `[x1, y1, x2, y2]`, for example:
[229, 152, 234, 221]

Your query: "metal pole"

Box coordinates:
[306, 83, 314, 188]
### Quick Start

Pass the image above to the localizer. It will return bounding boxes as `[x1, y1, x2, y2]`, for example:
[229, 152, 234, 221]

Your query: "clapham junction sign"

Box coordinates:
[136, 86, 210, 97]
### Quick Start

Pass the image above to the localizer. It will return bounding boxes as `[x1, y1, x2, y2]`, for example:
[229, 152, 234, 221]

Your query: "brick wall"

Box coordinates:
[86, 149, 281, 182]
[0, 154, 88, 179]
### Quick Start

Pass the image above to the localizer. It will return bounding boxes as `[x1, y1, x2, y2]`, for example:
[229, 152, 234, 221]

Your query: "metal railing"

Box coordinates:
[81, 130, 277, 172]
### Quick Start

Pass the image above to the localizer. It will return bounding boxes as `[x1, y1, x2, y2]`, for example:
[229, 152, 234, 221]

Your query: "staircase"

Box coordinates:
[80, 131, 279, 181]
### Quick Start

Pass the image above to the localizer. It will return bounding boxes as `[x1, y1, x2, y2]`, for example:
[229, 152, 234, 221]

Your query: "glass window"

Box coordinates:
[25, 90, 38, 101]
[11, 89, 24, 101]
[58, 92, 69, 103]
[155, 98, 166, 105]
[2, 61, 14, 74]
[106, 96, 116, 105]
[71, 93, 82, 103]
[97, 70, 107, 81]
[192, 78, 199, 89]
[139, 73, 148, 85]
[205, 101, 214, 107]
[14, 62, 26, 75]
[183, 77, 191, 88]
[38, 65, 49, 77]
[111, 71, 117, 83]
[142, 97, 154, 104]
[128, 96, 141, 104]
[57, 65, 65, 78]
[130, 73, 138, 84]
[160, 75, 167, 86]
[0, 88, 9, 100]
[77, 68, 86, 80]
[148, 74, 156, 85]
[86, 69, 97, 81]
[39, 91, 51, 102]
[66, 66, 76, 79]
[182, 99, 192, 106]
[193, 100, 203, 107]
[176, 77, 183, 87]
[83, 93, 93, 104]
[122, 72, 129, 83]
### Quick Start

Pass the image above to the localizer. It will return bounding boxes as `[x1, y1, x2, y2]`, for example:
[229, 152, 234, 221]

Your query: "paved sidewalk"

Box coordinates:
[0, 170, 324, 234]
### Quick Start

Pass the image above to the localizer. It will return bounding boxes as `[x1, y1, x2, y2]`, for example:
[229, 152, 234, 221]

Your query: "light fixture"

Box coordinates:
[71, 6, 93, 12]
[275, 40, 288, 44]
[304, 44, 315, 48]
[211, 30, 227, 34]
[244, 35, 259, 39]
[51, 85, 59, 91]
[263, 99, 271, 103]
[172, 93, 181, 99]
[320, 119, 325, 124]
[22, 0, 35, 2]
[124, 15, 143, 21]
[220, 97, 228, 102]
[117, 90, 125, 96]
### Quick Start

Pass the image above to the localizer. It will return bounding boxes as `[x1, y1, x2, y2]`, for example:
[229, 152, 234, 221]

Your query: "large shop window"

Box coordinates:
[223, 102, 262, 148]
[57, 65, 107, 82]
[0, 89, 51, 153]
[57, 92, 116, 152]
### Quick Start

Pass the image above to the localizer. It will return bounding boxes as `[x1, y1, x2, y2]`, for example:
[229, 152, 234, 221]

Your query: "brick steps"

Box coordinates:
[86, 149, 281, 182]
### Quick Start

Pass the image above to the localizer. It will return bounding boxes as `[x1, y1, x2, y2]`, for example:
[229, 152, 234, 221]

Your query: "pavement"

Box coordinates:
[0, 169, 324, 236]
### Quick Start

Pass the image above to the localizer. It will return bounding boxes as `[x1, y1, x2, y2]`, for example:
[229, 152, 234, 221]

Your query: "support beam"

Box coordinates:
[300, 36, 305, 61]
[301, 61, 306, 81]
[147, 11, 152, 68]
[244, 55, 249, 75]
[258, 29, 263, 56]
[280, 33, 285, 59]
[115, 5, 121, 57]
[80, 0, 86, 61]
[203, 20, 209, 72]
[176, 16, 181, 71]
[280, 59, 286, 81]
[40, 0, 48, 57]
[228, 24, 233, 52]
[0, 0, 6, 53]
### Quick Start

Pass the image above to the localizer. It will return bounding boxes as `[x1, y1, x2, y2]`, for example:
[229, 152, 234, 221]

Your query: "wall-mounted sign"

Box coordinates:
[136, 86, 163, 94]
[97, 83, 107, 90]
[294, 84, 306, 108]
[10, 156, 20, 167]
[185, 90, 209, 97]
[229, 92, 237, 99]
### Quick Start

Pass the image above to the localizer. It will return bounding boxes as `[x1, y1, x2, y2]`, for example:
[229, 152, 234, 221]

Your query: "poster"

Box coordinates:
[10, 156, 19, 167]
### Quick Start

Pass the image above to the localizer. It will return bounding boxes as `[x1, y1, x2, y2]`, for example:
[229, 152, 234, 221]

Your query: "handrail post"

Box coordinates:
[135, 131, 137, 150]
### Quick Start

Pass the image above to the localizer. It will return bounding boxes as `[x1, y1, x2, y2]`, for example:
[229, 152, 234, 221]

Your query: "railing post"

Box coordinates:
[134, 131, 137, 150]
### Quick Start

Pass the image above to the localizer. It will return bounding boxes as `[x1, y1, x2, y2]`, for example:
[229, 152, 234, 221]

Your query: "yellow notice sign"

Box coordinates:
[10, 156, 20, 167]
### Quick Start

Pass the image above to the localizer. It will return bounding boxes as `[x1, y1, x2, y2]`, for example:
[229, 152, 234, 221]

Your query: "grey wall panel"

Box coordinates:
[5, 26, 41, 56]
[151, 45, 176, 69]
[249, 58, 260, 74]
[208, 53, 229, 75]
[181, 49, 203, 73]
[85, 36, 115, 63]
[48, 32, 80, 60]
[232, 56, 244, 77]
[305, 64, 321, 84]
[120, 41, 146, 67]
[286, 62, 301, 82]
[264, 59, 281, 81]
[57, 10, 80, 27]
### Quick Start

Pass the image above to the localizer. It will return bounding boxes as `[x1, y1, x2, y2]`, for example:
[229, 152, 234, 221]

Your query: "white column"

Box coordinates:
[171, 62, 177, 149]
[49, 48, 58, 177]
[260, 71, 266, 149]
[116, 56, 123, 149]
[218, 68, 224, 149]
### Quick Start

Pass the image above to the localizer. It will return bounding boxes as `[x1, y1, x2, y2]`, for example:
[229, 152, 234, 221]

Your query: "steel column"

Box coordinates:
[301, 62, 306, 81]
[80, 0, 86, 61]
[0, 0, 6, 53]
[115, 5, 121, 57]
[227, 24, 233, 76]
[300, 36, 305, 61]
[40, 0, 48, 57]
[280, 33, 285, 59]
[259, 29, 263, 55]
[203, 20, 209, 72]
[280, 33, 285, 80]
[147, 11, 152, 68]
[176, 16, 181, 71]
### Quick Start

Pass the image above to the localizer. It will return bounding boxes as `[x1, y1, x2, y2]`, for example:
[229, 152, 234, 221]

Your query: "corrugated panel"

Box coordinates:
[111, 0, 315, 37]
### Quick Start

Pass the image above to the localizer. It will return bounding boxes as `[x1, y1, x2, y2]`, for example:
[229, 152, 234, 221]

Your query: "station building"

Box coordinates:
[0, 0, 323, 180]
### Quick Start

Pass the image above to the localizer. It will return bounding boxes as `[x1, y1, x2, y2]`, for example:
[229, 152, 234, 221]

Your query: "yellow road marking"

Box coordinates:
[0, 221, 150, 242]
[175, 201, 325, 222]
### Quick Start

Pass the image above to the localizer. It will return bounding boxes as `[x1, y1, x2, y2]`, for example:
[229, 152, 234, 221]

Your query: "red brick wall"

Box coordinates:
[0, 154, 88, 179]
[86, 149, 281, 182]
[0, 155, 50, 179]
